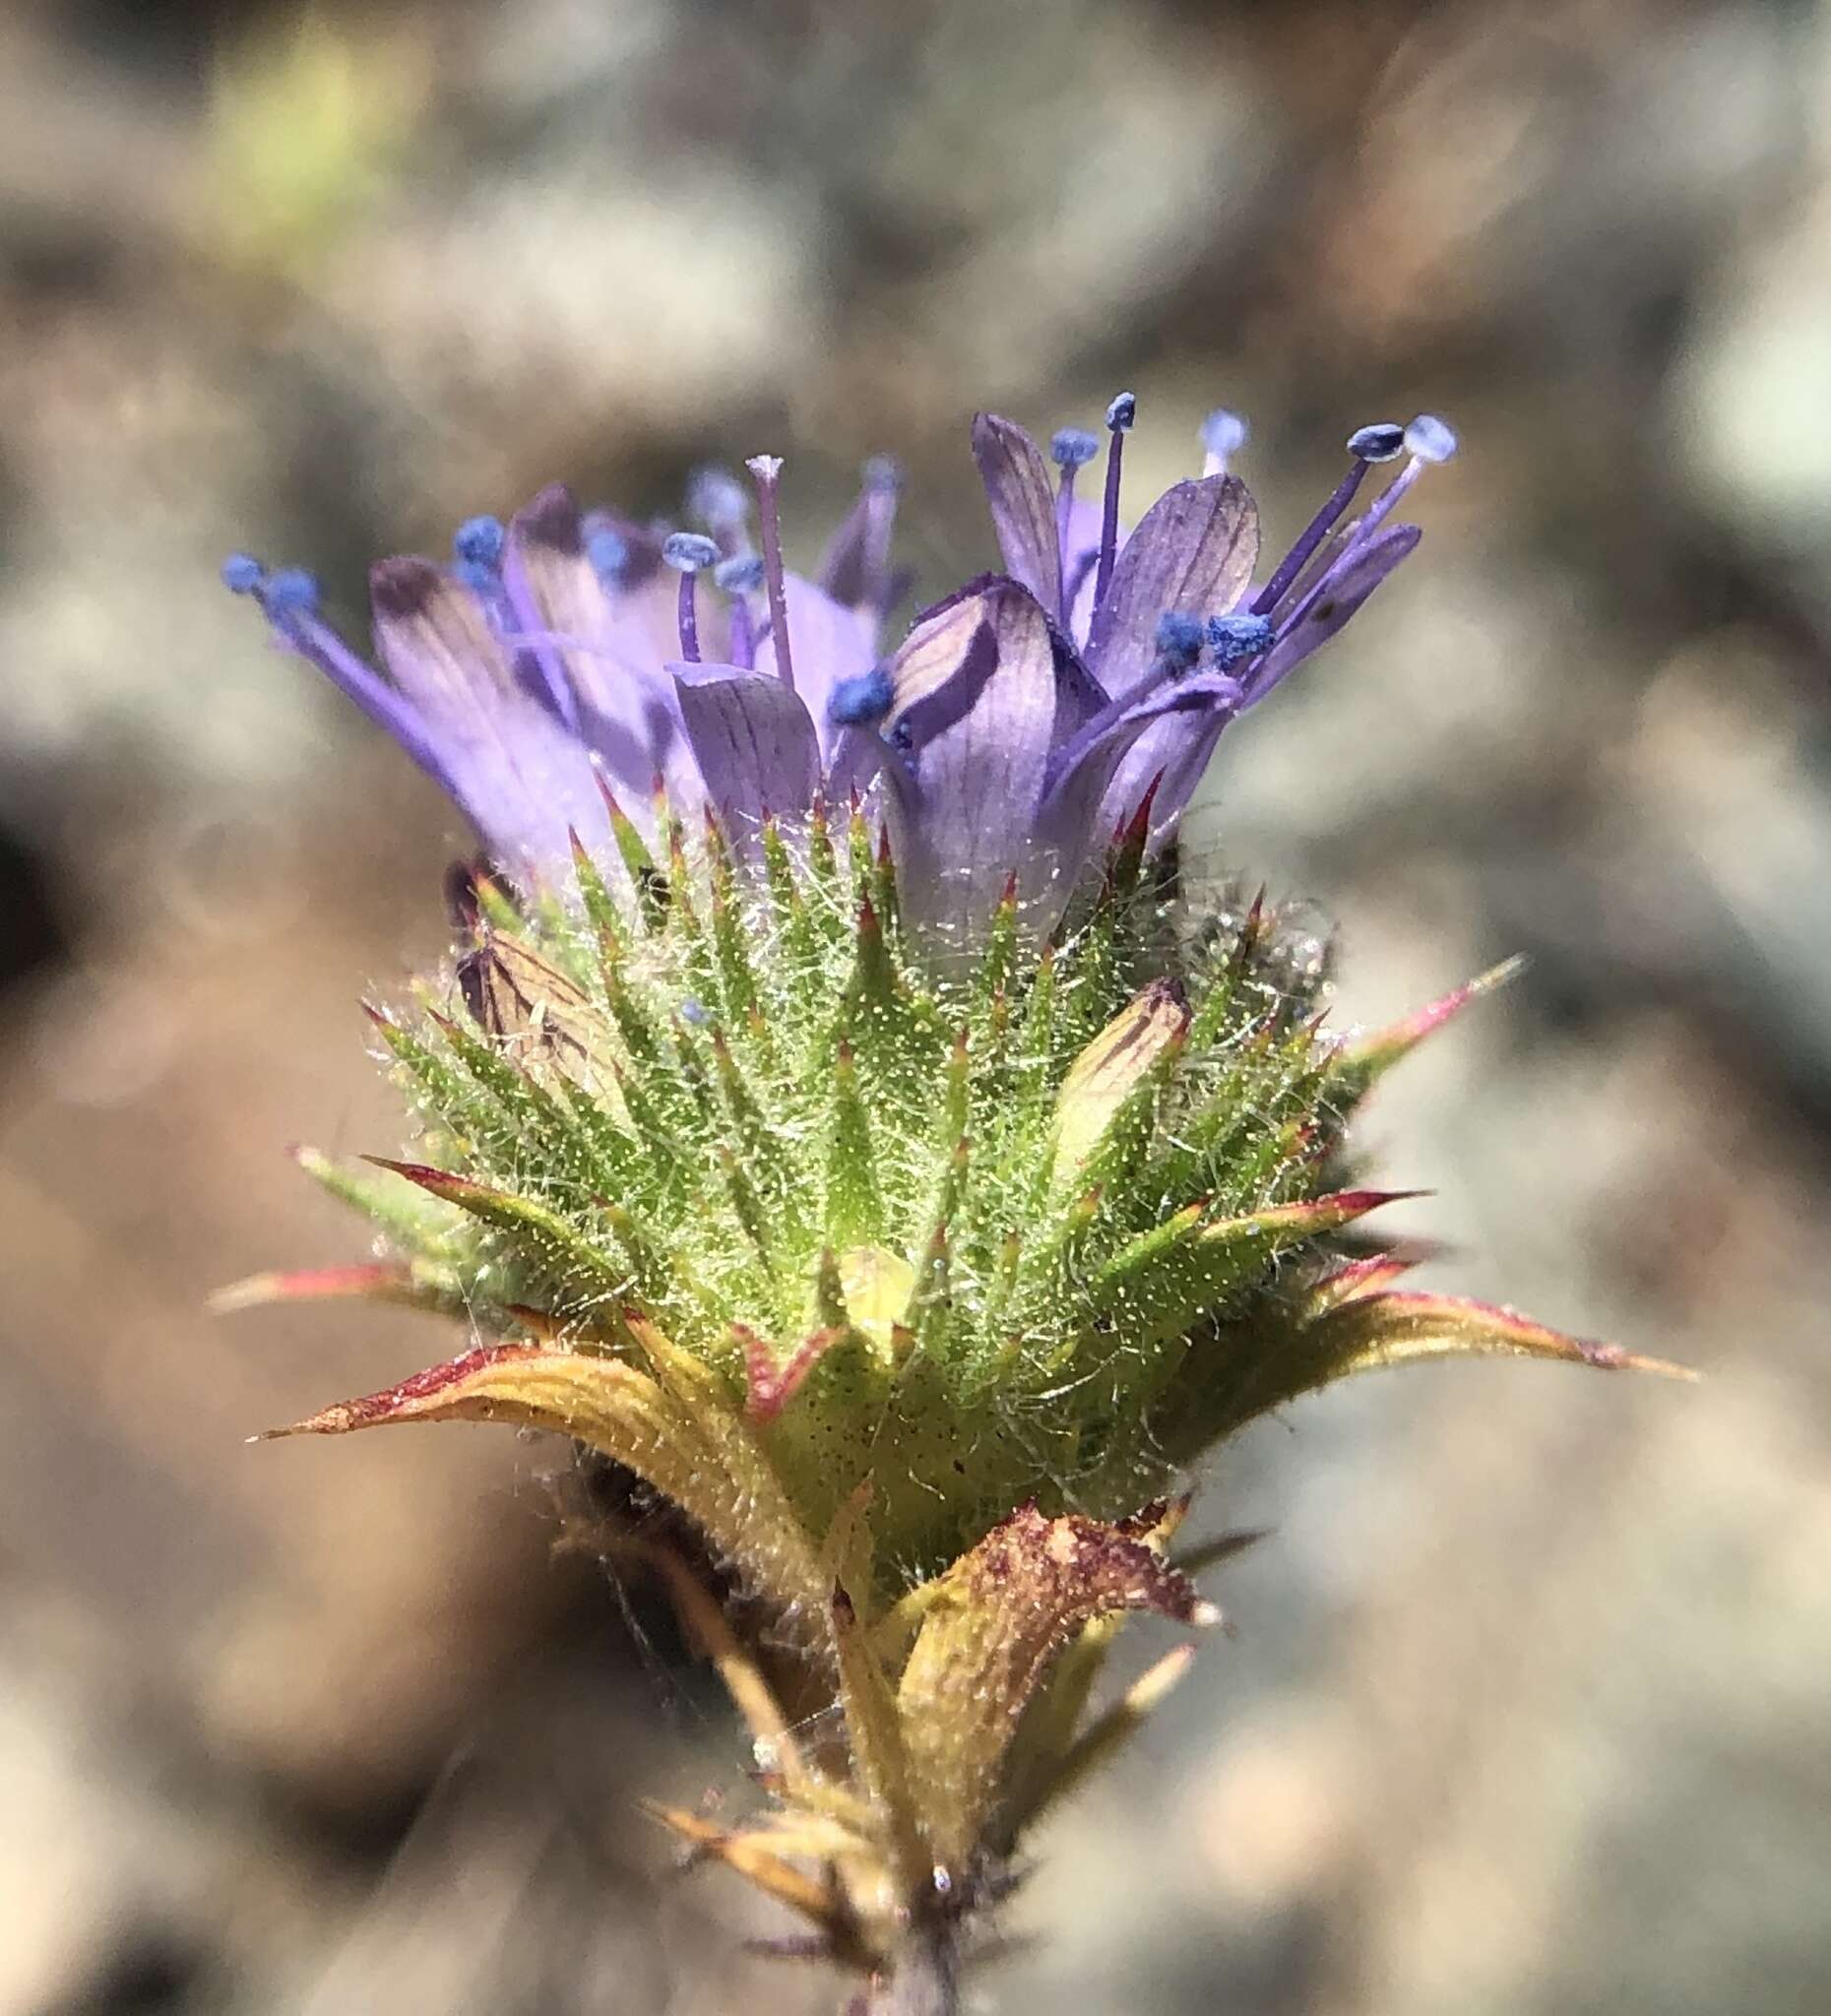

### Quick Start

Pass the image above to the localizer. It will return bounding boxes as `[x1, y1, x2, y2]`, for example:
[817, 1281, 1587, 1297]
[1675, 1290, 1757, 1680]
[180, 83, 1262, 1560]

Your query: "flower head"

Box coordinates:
[217, 393, 1680, 2002]
[227, 400, 1453, 944]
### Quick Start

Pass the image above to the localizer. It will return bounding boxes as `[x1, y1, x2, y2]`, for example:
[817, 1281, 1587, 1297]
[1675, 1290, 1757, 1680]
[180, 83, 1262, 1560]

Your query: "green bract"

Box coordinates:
[227, 790, 1683, 1993]
[285, 803, 1381, 1583]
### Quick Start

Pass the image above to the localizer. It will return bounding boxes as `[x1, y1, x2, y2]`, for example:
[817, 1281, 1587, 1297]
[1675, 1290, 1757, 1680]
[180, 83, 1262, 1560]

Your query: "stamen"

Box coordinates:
[1050, 427, 1100, 622]
[745, 455, 796, 695]
[1051, 428, 1099, 469]
[1267, 413, 1457, 643]
[1200, 408, 1248, 476]
[663, 532, 718, 663]
[663, 533, 719, 570]
[452, 513, 505, 565]
[714, 554, 766, 596]
[586, 526, 629, 586]
[829, 665, 895, 727]
[451, 514, 508, 595]
[470, 511, 579, 730]
[714, 555, 765, 669]
[1346, 422, 1406, 463]
[262, 567, 322, 619]
[237, 554, 456, 794]
[1404, 413, 1459, 464]
[1205, 612, 1273, 670]
[1336, 414, 1459, 550]
[1095, 392, 1135, 612]
[688, 466, 750, 544]
[453, 516, 505, 563]
[1153, 611, 1206, 676]
[727, 598, 755, 668]
[1249, 420, 1405, 617]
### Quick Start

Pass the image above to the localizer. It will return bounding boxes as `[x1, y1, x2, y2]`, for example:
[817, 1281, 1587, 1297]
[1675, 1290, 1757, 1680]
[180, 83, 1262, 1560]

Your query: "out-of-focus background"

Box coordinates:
[3, 0, 1829, 2010]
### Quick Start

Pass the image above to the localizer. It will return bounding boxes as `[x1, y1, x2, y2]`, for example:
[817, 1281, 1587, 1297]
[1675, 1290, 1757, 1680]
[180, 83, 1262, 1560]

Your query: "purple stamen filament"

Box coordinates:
[258, 596, 459, 800]
[728, 596, 755, 669]
[1250, 459, 1371, 617]
[676, 570, 702, 662]
[745, 455, 795, 694]
[1271, 453, 1428, 643]
[1055, 466, 1079, 623]
[1094, 424, 1126, 612]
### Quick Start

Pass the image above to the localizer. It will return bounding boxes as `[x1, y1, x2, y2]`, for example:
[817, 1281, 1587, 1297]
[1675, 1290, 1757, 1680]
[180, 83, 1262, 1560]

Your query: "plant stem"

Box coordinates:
[863, 1921, 960, 2016]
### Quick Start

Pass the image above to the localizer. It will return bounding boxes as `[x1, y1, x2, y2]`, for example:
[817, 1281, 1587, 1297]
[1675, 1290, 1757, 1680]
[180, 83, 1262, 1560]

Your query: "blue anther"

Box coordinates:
[262, 567, 321, 618]
[714, 553, 766, 596]
[1404, 413, 1459, 464]
[1200, 409, 1248, 459]
[1105, 391, 1137, 432]
[688, 467, 749, 533]
[1154, 610, 1206, 671]
[663, 532, 720, 573]
[829, 665, 896, 726]
[680, 997, 711, 1027]
[221, 552, 265, 595]
[1347, 422, 1406, 463]
[452, 515, 506, 570]
[1050, 427, 1100, 469]
[1205, 612, 1274, 669]
[862, 454, 902, 491]
[586, 527, 629, 583]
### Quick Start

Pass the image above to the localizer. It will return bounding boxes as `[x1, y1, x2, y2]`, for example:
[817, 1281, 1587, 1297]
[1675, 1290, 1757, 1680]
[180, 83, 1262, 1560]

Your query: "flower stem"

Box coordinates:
[863, 1922, 960, 2016]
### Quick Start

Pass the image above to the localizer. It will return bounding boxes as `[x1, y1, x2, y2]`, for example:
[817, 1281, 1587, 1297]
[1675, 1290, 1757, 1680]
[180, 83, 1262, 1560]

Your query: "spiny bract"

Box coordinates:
[279, 799, 1470, 1596]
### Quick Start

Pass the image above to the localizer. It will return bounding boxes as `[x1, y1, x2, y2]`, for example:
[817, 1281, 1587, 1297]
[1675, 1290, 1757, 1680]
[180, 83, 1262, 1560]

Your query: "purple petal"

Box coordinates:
[876, 577, 1103, 941]
[670, 661, 821, 845]
[971, 414, 1064, 616]
[887, 572, 1106, 734]
[1086, 475, 1260, 701]
[502, 485, 689, 806]
[1101, 525, 1426, 844]
[1094, 707, 1231, 846]
[750, 574, 881, 763]
[823, 722, 887, 806]
[816, 460, 899, 616]
[1246, 523, 1421, 703]
[368, 557, 603, 883]
[1043, 671, 1243, 869]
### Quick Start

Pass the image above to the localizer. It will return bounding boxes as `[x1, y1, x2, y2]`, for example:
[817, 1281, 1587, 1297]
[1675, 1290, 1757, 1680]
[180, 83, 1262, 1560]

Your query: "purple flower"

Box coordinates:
[226, 403, 1452, 941]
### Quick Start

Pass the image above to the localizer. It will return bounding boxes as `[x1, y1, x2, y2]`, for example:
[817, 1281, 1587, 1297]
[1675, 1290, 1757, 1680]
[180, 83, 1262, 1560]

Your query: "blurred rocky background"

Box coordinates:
[3, 0, 1829, 2010]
